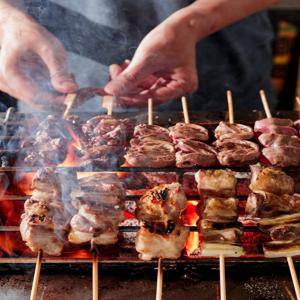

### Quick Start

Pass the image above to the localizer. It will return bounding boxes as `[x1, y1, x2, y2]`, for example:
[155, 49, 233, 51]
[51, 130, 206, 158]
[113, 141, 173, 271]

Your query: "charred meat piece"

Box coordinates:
[215, 139, 260, 166]
[250, 164, 294, 195]
[135, 224, 189, 260]
[262, 146, 300, 167]
[22, 115, 68, 166]
[169, 123, 209, 142]
[175, 140, 218, 168]
[133, 124, 170, 139]
[136, 183, 187, 227]
[215, 121, 254, 141]
[195, 169, 237, 198]
[198, 197, 238, 223]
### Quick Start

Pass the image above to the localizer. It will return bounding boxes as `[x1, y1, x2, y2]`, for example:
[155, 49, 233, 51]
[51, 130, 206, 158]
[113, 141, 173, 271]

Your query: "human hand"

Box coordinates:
[105, 18, 198, 107]
[0, 6, 78, 107]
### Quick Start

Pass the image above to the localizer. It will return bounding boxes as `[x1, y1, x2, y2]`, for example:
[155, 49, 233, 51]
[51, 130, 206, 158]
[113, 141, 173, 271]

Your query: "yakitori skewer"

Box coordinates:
[227, 90, 234, 124]
[259, 89, 300, 300]
[30, 250, 43, 300]
[147, 97, 164, 300]
[148, 98, 153, 125]
[63, 93, 77, 119]
[102, 95, 114, 116]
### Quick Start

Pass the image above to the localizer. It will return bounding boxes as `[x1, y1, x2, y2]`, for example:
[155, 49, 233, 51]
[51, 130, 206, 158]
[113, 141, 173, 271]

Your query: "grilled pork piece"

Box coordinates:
[254, 118, 294, 134]
[135, 224, 189, 260]
[295, 120, 300, 130]
[136, 183, 187, 227]
[215, 121, 254, 141]
[195, 169, 237, 198]
[268, 223, 300, 241]
[175, 140, 218, 168]
[262, 146, 300, 167]
[215, 139, 260, 166]
[201, 228, 242, 244]
[68, 173, 125, 245]
[80, 115, 134, 167]
[198, 197, 238, 223]
[258, 133, 300, 148]
[22, 115, 68, 166]
[126, 124, 175, 167]
[169, 123, 217, 168]
[249, 164, 294, 195]
[169, 123, 209, 142]
[245, 192, 300, 218]
[20, 168, 70, 256]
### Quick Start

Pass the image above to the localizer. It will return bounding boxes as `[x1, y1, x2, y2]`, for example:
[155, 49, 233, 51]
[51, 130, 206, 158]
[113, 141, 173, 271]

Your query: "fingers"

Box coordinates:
[35, 38, 78, 93]
[105, 57, 156, 96]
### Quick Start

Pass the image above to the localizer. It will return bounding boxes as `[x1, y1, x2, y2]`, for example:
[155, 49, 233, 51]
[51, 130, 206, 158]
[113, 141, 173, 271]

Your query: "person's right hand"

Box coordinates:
[0, 6, 78, 107]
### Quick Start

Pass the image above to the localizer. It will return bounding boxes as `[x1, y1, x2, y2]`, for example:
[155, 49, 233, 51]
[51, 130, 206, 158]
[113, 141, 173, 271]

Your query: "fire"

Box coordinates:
[185, 200, 200, 256]
[185, 232, 200, 256]
[185, 200, 199, 226]
[60, 125, 82, 167]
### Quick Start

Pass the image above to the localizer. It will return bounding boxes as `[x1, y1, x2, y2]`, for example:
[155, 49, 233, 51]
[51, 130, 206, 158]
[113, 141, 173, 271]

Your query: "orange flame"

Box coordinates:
[59, 125, 82, 167]
[185, 201, 200, 256]
[14, 172, 34, 195]
[185, 232, 200, 256]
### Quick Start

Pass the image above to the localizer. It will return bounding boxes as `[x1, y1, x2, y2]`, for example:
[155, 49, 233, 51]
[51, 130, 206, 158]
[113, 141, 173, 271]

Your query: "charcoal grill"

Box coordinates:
[0, 107, 300, 300]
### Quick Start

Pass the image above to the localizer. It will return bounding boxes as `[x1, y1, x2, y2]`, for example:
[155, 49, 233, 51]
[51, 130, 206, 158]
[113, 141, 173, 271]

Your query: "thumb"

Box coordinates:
[105, 58, 155, 96]
[36, 40, 78, 93]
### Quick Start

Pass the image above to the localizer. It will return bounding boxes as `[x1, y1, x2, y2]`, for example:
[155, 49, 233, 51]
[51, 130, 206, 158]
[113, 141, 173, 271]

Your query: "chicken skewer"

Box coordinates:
[259, 90, 300, 300]
[147, 98, 164, 300]
[30, 249, 43, 300]
[182, 95, 228, 300]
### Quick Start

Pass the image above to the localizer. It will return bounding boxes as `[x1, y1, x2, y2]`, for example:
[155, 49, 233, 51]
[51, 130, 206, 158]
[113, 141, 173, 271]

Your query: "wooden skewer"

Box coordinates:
[219, 254, 226, 300]
[63, 93, 77, 119]
[148, 98, 153, 125]
[295, 97, 300, 112]
[181, 96, 190, 124]
[102, 95, 114, 116]
[92, 251, 99, 300]
[259, 90, 272, 118]
[287, 256, 300, 300]
[156, 257, 163, 300]
[259, 90, 300, 300]
[227, 90, 234, 124]
[30, 250, 43, 300]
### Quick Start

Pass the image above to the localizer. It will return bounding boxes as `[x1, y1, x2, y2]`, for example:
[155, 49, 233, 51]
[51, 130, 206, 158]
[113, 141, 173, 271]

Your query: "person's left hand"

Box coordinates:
[105, 17, 199, 107]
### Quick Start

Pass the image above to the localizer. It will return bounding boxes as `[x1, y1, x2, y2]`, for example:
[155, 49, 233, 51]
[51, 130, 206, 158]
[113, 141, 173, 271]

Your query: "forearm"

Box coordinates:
[165, 0, 279, 42]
